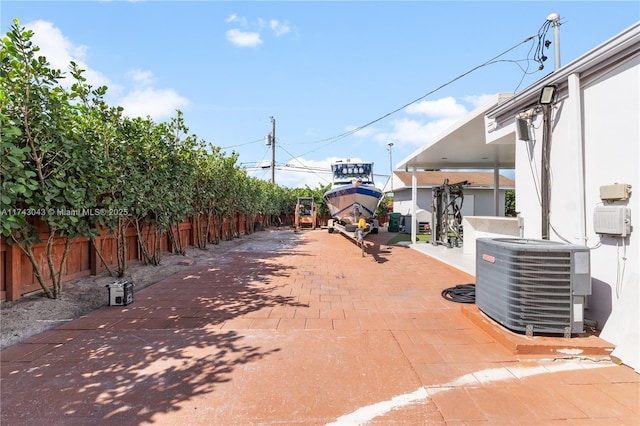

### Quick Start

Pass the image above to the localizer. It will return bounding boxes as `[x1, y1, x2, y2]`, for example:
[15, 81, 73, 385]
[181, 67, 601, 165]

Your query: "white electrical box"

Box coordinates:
[593, 206, 631, 237]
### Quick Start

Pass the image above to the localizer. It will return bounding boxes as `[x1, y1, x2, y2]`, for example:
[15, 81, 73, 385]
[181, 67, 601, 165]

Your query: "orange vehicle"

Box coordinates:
[294, 197, 317, 231]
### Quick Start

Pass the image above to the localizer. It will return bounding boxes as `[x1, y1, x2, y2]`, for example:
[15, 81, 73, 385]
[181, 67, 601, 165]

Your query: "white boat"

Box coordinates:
[323, 160, 384, 224]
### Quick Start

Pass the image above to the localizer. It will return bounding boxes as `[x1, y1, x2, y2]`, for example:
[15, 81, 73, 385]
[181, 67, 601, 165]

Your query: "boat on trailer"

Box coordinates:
[323, 160, 383, 245]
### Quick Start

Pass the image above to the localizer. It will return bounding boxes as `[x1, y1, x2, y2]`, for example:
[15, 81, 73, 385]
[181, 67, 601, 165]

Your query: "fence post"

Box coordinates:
[190, 216, 196, 247]
[89, 232, 99, 275]
[6, 243, 22, 301]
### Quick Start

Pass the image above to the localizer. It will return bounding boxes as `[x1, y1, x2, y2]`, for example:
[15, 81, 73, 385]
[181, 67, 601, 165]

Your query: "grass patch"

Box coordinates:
[385, 233, 432, 245]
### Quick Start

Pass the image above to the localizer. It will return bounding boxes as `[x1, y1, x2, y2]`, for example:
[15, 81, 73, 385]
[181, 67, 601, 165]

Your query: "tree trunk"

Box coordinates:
[18, 243, 53, 299]
[90, 234, 114, 277]
[152, 227, 161, 264]
[51, 237, 71, 298]
[133, 218, 154, 265]
[44, 229, 61, 298]
[115, 216, 127, 277]
[194, 214, 205, 249]
[175, 222, 185, 255]
[205, 211, 213, 246]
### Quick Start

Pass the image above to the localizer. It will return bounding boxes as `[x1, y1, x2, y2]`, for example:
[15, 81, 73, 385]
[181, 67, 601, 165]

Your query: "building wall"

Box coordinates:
[393, 188, 506, 217]
[582, 56, 639, 360]
[393, 188, 430, 215]
[516, 54, 639, 345]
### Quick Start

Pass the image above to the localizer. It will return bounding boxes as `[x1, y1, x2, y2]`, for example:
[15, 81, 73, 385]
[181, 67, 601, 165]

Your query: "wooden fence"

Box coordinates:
[1, 212, 385, 301]
[0, 213, 263, 302]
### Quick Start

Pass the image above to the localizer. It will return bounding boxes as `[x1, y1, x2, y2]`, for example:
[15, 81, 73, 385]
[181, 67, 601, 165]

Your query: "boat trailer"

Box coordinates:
[326, 204, 379, 257]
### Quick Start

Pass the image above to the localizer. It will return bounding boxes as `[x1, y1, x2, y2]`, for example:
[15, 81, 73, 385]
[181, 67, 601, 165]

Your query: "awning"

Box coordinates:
[396, 93, 516, 170]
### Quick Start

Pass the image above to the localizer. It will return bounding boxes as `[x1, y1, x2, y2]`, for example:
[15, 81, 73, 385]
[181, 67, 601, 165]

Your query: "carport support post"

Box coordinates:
[494, 166, 500, 215]
[411, 166, 417, 244]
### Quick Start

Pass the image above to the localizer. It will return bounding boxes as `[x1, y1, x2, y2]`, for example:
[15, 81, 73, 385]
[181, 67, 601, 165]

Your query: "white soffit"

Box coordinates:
[397, 93, 516, 171]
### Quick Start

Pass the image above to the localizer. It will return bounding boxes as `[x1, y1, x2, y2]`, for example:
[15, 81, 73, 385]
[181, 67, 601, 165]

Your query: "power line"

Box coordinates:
[220, 137, 264, 150]
[291, 33, 540, 159]
[233, 22, 553, 174]
[276, 142, 331, 184]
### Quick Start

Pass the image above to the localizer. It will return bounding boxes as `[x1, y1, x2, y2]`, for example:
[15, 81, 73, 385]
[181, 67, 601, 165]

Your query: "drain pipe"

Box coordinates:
[568, 73, 587, 245]
[493, 165, 500, 216]
[541, 104, 553, 240]
[411, 166, 417, 244]
[518, 213, 525, 238]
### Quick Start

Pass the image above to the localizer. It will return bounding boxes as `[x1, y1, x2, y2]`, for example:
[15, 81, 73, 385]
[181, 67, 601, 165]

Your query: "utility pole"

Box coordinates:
[540, 12, 560, 239]
[270, 116, 276, 184]
[546, 12, 561, 70]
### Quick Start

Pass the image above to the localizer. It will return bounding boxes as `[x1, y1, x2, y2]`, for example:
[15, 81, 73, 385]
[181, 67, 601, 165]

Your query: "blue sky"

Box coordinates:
[2, 1, 638, 189]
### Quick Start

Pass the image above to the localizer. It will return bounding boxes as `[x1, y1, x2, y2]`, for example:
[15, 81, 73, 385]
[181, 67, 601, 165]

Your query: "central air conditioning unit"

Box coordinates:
[475, 238, 591, 336]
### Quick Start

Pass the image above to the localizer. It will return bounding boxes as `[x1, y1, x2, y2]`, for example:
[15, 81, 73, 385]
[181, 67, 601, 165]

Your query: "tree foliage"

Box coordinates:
[3, 19, 392, 299]
[505, 190, 516, 216]
[2, 20, 92, 298]
[0, 19, 312, 298]
[376, 194, 393, 217]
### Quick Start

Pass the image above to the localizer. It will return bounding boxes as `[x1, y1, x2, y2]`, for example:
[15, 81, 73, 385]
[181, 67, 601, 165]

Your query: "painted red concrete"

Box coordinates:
[1, 229, 638, 425]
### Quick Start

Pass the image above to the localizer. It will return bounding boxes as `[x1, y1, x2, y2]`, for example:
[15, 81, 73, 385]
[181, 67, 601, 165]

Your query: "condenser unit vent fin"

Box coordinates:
[475, 238, 591, 336]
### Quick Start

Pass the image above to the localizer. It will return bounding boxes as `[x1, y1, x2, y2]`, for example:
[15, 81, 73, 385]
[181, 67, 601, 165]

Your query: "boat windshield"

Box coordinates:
[332, 163, 373, 185]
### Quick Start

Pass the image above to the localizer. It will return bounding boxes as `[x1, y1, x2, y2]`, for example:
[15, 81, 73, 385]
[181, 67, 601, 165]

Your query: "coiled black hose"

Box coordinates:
[441, 284, 476, 304]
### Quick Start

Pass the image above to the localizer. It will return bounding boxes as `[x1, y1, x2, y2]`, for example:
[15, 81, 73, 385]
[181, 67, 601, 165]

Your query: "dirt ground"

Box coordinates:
[0, 229, 297, 350]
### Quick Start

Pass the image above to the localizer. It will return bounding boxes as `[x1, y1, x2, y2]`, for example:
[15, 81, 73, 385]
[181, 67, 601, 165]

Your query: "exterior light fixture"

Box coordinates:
[539, 85, 557, 105]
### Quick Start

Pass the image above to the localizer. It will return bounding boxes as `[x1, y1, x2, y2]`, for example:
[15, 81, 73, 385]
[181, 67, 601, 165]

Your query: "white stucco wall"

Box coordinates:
[393, 188, 506, 218]
[393, 188, 432, 215]
[462, 216, 521, 255]
[516, 53, 639, 370]
[582, 57, 639, 370]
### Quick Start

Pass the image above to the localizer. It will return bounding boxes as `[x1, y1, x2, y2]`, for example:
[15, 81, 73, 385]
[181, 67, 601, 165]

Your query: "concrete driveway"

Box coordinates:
[1, 228, 638, 425]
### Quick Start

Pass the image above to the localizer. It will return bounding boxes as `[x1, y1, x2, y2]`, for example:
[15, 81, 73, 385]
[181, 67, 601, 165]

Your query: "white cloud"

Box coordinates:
[248, 156, 381, 189]
[462, 93, 496, 108]
[119, 87, 189, 120]
[127, 69, 155, 86]
[270, 20, 291, 36]
[387, 117, 458, 145]
[247, 153, 392, 189]
[120, 69, 189, 120]
[277, 158, 333, 188]
[354, 97, 473, 149]
[226, 29, 263, 48]
[21, 20, 189, 121]
[225, 13, 247, 26]
[248, 157, 330, 189]
[25, 20, 114, 90]
[405, 96, 468, 118]
[341, 95, 491, 152]
[225, 14, 292, 47]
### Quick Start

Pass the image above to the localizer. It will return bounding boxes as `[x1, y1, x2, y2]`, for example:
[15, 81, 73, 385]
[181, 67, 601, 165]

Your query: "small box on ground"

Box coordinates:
[106, 280, 134, 306]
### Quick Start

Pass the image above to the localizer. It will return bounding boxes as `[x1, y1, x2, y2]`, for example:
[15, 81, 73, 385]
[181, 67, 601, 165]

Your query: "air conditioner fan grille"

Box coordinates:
[475, 238, 590, 335]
